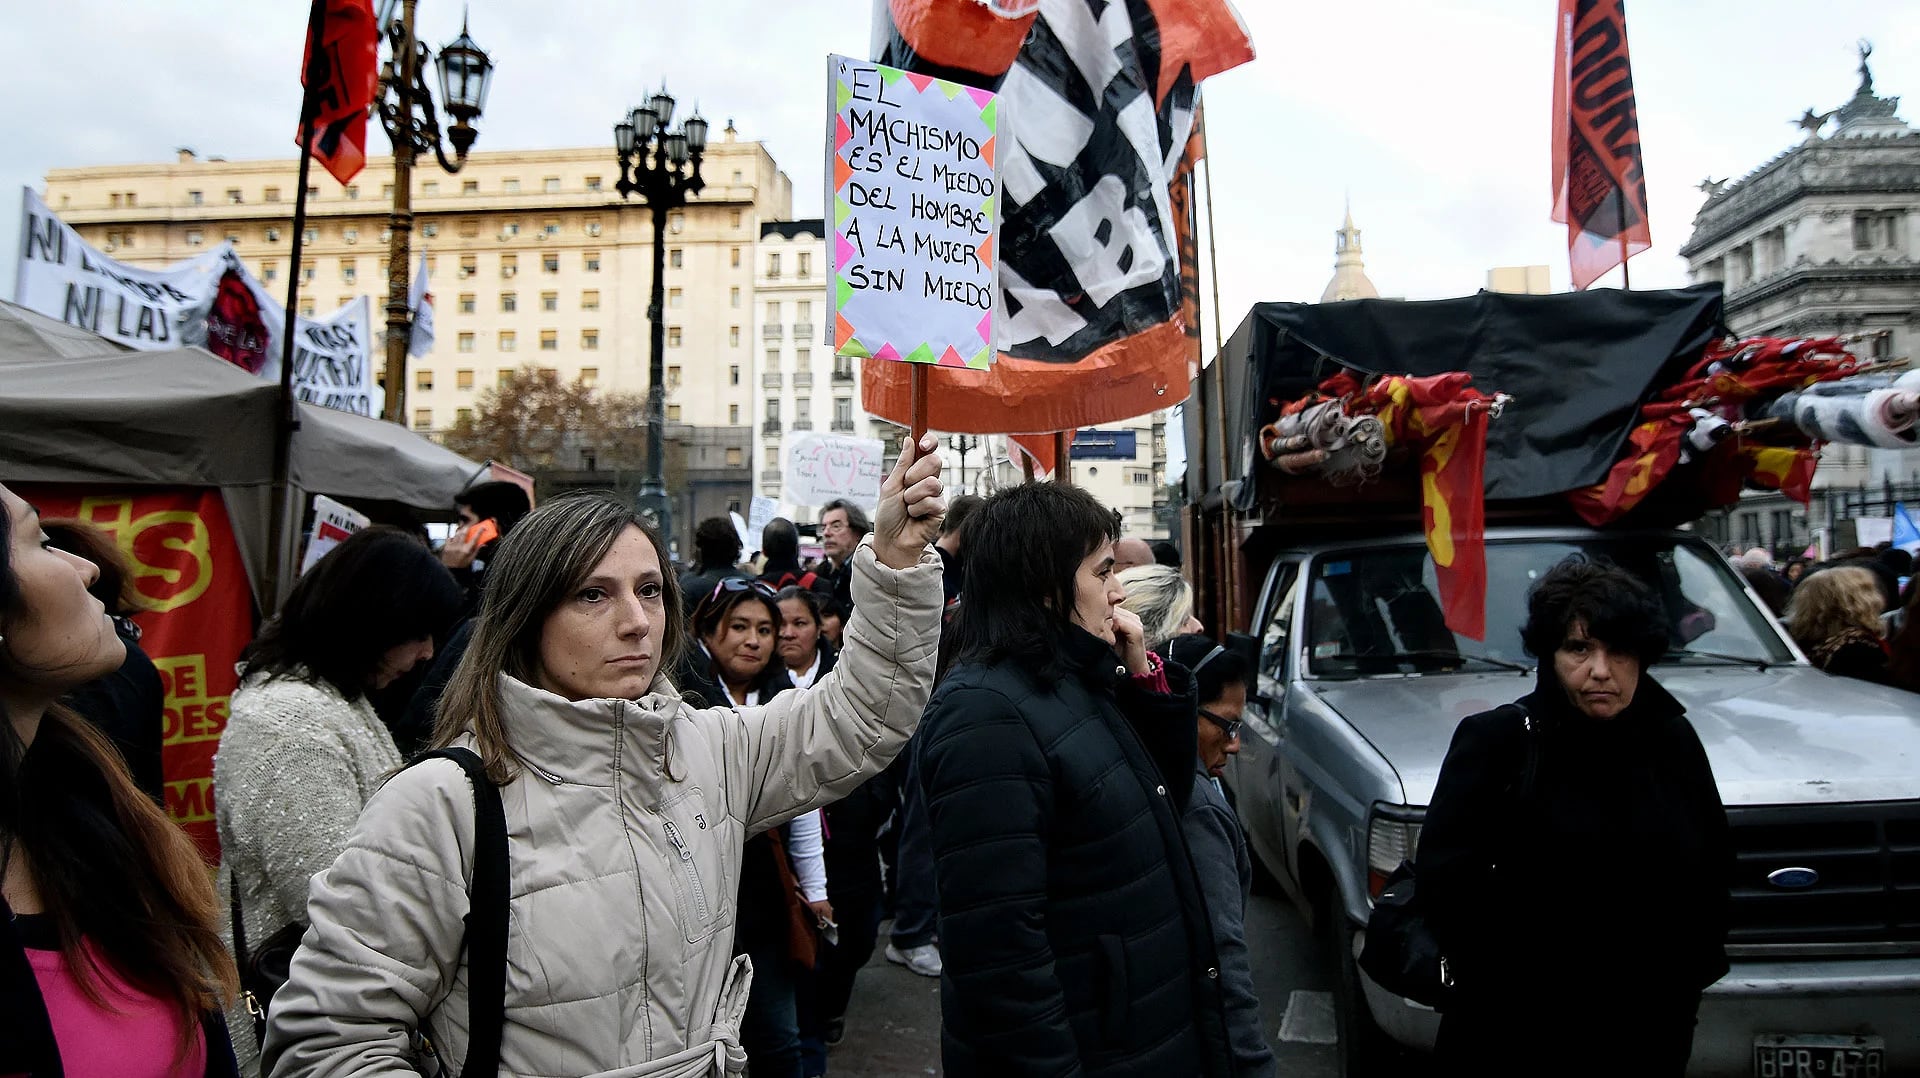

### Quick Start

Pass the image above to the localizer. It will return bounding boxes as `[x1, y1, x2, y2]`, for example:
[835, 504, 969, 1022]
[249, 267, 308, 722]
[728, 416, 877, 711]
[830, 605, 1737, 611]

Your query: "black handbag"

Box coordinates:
[228, 747, 510, 1077]
[1358, 704, 1540, 1010]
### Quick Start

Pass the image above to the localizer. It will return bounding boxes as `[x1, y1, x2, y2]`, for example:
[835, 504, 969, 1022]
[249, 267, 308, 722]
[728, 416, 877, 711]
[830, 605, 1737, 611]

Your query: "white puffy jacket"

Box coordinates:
[262, 542, 942, 1077]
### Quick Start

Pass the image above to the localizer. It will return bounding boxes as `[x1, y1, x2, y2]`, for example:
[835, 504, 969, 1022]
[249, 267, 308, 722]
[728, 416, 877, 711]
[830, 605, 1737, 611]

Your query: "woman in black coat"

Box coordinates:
[917, 483, 1231, 1078]
[1417, 556, 1731, 1077]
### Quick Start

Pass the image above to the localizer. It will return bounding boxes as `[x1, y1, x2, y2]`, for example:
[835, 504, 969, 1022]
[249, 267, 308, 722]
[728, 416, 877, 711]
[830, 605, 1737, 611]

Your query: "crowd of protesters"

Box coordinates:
[12, 434, 1920, 1078]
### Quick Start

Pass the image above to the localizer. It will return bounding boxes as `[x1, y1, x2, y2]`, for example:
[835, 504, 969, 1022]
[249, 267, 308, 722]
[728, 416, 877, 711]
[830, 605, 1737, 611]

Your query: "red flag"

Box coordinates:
[1421, 407, 1489, 641]
[864, 0, 1254, 437]
[1552, 0, 1650, 290]
[298, 0, 379, 185]
[1565, 415, 1689, 524]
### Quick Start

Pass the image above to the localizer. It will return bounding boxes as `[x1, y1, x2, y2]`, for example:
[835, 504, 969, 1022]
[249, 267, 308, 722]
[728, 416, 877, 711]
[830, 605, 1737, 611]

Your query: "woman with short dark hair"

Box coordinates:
[1417, 555, 1731, 1076]
[215, 527, 464, 1074]
[918, 482, 1232, 1078]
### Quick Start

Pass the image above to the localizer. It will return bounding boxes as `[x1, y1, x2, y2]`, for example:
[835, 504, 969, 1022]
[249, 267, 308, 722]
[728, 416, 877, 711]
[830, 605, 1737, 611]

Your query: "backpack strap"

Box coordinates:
[407, 748, 508, 1078]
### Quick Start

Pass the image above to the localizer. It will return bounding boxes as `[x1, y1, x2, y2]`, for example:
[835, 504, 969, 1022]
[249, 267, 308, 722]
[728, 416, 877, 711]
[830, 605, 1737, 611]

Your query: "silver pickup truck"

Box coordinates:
[1223, 524, 1920, 1078]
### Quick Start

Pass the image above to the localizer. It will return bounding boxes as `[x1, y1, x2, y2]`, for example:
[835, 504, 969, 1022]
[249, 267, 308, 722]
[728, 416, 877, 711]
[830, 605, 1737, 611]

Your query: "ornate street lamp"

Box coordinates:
[614, 86, 709, 546]
[375, 2, 494, 424]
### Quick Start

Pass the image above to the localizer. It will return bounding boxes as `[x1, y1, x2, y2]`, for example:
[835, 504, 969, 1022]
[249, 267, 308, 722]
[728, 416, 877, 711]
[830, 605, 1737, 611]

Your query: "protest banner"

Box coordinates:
[15, 188, 376, 416]
[747, 495, 779, 547]
[16, 484, 254, 861]
[828, 54, 999, 372]
[301, 494, 369, 574]
[784, 432, 886, 510]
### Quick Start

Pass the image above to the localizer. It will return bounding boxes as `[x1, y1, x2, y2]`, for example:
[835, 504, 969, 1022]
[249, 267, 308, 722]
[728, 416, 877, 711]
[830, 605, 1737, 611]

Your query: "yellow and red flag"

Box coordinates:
[1566, 414, 1689, 525]
[298, 0, 380, 185]
[1552, 0, 1650, 290]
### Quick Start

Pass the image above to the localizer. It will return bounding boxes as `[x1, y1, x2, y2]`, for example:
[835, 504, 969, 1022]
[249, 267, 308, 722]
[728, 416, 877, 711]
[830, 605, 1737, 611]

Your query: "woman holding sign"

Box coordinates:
[261, 439, 945, 1078]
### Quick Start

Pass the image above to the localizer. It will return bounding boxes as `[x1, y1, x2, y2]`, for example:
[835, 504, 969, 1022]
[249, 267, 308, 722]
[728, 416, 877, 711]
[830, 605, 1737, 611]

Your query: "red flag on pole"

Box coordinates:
[1551, 0, 1650, 290]
[298, 0, 379, 185]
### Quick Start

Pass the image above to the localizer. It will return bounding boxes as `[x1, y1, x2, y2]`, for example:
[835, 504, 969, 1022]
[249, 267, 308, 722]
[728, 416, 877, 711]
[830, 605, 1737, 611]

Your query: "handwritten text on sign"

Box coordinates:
[785, 432, 886, 510]
[828, 55, 999, 370]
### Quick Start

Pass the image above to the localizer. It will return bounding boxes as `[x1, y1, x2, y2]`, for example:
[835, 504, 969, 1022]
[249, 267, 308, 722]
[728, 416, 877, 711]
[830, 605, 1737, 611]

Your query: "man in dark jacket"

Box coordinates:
[917, 483, 1232, 1078]
[816, 500, 870, 615]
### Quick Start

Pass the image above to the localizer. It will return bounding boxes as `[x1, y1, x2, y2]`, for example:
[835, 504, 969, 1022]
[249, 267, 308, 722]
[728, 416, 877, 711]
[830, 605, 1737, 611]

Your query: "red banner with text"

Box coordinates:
[16, 485, 252, 861]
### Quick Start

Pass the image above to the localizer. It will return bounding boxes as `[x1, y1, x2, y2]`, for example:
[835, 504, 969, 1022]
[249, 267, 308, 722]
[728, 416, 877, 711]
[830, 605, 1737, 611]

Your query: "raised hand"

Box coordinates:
[1110, 605, 1151, 677]
[872, 433, 946, 569]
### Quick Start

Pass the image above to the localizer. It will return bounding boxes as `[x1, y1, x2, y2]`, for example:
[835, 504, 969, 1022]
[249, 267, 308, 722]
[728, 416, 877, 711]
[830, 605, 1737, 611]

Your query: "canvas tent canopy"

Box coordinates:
[0, 300, 486, 607]
[1184, 284, 1726, 513]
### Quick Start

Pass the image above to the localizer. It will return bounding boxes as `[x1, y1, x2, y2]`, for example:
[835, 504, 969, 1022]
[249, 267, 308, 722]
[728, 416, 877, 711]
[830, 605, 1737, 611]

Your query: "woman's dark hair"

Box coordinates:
[453, 480, 532, 536]
[1520, 555, 1668, 668]
[40, 517, 148, 616]
[0, 496, 237, 1052]
[241, 526, 464, 700]
[694, 516, 743, 569]
[775, 584, 823, 624]
[691, 582, 785, 692]
[949, 483, 1121, 676]
[1167, 633, 1249, 708]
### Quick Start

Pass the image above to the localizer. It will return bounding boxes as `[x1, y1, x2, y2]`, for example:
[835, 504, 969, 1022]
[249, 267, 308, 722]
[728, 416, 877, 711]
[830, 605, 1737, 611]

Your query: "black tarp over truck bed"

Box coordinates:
[1181, 284, 1726, 631]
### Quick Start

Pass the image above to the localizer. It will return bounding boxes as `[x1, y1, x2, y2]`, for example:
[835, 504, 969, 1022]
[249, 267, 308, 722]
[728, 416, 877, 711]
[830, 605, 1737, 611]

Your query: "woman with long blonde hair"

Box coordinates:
[1786, 565, 1892, 685]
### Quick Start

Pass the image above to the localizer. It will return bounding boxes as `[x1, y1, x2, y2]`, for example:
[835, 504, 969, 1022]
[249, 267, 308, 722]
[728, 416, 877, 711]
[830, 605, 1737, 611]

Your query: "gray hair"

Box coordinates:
[1117, 564, 1196, 654]
[821, 499, 871, 537]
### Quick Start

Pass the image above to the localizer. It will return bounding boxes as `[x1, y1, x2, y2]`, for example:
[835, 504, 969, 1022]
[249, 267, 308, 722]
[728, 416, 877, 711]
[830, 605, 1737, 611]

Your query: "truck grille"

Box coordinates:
[1726, 800, 1920, 946]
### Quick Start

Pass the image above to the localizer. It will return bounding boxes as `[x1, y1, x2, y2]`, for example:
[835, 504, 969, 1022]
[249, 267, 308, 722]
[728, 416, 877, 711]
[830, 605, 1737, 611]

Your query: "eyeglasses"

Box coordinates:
[707, 577, 779, 604]
[1198, 707, 1242, 741]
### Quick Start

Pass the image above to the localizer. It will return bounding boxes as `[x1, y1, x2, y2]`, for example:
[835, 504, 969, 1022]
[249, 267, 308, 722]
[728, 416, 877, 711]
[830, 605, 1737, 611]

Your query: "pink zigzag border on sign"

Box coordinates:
[835, 233, 857, 270]
[835, 115, 852, 151]
[966, 86, 994, 109]
[906, 72, 934, 94]
[938, 346, 969, 368]
[874, 343, 902, 361]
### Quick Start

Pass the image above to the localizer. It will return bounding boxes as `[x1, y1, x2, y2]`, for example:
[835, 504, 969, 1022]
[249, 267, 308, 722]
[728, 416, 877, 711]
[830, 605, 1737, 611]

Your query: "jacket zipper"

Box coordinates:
[663, 817, 711, 923]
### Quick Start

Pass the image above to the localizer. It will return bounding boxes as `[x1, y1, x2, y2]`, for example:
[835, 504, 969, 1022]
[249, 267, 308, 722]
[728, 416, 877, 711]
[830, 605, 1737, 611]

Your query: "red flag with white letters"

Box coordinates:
[298, 0, 380, 185]
[1552, 0, 1650, 289]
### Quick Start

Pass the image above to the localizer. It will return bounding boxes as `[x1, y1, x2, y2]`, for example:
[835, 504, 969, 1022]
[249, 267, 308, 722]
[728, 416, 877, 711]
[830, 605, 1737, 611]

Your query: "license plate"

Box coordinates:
[1753, 1034, 1885, 1077]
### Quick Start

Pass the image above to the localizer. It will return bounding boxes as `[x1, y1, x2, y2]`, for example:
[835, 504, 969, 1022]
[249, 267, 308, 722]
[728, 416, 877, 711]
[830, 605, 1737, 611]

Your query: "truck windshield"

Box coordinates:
[1303, 537, 1795, 679]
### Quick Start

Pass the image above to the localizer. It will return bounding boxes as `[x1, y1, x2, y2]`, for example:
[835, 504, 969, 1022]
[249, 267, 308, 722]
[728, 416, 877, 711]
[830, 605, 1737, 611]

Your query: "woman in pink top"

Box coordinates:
[0, 483, 240, 1077]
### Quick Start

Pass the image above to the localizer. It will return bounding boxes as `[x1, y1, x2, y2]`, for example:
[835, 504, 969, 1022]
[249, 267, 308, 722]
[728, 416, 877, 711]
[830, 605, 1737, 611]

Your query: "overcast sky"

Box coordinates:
[2, 1, 1911, 374]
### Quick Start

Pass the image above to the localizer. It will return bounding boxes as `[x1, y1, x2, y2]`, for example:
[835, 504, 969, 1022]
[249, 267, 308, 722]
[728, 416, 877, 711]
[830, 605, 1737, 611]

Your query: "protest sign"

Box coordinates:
[828, 55, 999, 370]
[747, 495, 779, 547]
[785, 432, 886, 510]
[15, 188, 376, 416]
[17, 484, 253, 861]
[301, 494, 370, 574]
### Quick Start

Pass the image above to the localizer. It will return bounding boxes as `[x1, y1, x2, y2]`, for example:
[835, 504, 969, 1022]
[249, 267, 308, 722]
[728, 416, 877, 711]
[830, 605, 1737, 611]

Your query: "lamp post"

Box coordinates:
[613, 87, 709, 547]
[374, 0, 494, 424]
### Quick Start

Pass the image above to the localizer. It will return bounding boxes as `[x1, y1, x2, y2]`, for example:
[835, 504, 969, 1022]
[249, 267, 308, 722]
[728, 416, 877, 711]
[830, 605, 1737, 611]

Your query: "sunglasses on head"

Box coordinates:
[708, 577, 779, 604]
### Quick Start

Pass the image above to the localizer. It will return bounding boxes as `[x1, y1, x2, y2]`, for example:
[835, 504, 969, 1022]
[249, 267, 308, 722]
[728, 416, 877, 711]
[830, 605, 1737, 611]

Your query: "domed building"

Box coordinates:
[1320, 207, 1380, 302]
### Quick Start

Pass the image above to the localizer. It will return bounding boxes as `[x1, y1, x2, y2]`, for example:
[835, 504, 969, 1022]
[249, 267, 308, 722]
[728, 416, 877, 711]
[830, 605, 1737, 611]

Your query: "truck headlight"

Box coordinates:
[1366, 804, 1425, 900]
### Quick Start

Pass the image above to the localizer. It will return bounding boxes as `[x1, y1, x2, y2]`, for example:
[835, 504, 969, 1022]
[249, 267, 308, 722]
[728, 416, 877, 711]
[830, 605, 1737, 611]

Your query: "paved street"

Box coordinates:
[825, 893, 1366, 1078]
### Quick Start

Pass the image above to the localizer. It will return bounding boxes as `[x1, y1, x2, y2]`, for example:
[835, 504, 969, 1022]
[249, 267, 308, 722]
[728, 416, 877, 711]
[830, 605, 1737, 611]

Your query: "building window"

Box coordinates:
[543, 252, 559, 273]
[729, 326, 741, 347]
[303, 228, 319, 244]
[767, 253, 781, 278]
[795, 347, 811, 368]
[188, 190, 204, 205]
[729, 404, 741, 424]
[456, 407, 473, 425]
[502, 178, 521, 194]
[501, 221, 521, 238]
[584, 252, 601, 272]
[766, 399, 781, 422]
[582, 289, 601, 310]
[342, 227, 359, 244]
[341, 261, 357, 283]
[667, 404, 682, 421]
[797, 252, 811, 278]
[416, 370, 434, 390]
[668, 365, 683, 388]
[500, 292, 518, 313]
[501, 254, 518, 278]
[727, 446, 743, 466]
[225, 188, 243, 204]
[796, 396, 811, 418]
[668, 212, 684, 234]
[264, 186, 281, 202]
[540, 330, 558, 351]
[730, 209, 742, 228]
[584, 218, 603, 237]
[669, 287, 684, 308]
[581, 330, 599, 350]
[463, 179, 479, 194]
[834, 398, 853, 427]
[544, 176, 561, 193]
[731, 247, 741, 268]
[585, 175, 602, 192]
[186, 229, 204, 246]
[498, 369, 514, 387]
[457, 369, 474, 390]
[345, 185, 359, 200]
[541, 291, 558, 312]
[302, 265, 316, 283]
[459, 218, 479, 237]
[766, 447, 780, 467]
[383, 184, 395, 199]
[422, 222, 439, 238]
[458, 333, 476, 352]
[262, 261, 278, 282]
[668, 327, 682, 347]
[580, 367, 599, 385]
[1853, 210, 1905, 251]
[766, 349, 780, 372]
[730, 286, 741, 308]
[300, 300, 316, 316]
[796, 300, 812, 322]
[670, 248, 684, 269]
[730, 364, 741, 386]
[459, 255, 477, 279]
[307, 185, 319, 199]
[338, 295, 353, 307]
[500, 331, 517, 352]
[414, 408, 432, 430]
[833, 354, 854, 379]
[423, 181, 440, 195]
[459, 293, 476, 314]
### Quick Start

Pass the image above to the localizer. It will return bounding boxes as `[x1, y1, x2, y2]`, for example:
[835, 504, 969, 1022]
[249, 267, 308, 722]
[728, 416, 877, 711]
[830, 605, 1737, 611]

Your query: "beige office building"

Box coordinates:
[40, 131, 791, 436]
